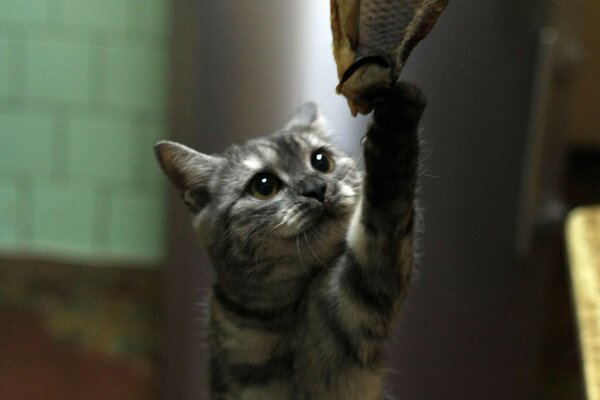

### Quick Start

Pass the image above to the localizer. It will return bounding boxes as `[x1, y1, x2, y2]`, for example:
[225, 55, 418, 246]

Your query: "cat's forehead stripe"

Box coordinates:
[234, 131, 335, 177]
[306, 135, 322, 148]
[285, 132, 321, 152]
[243, 157, 263, 171]
[259, 146, 279, 162]
[237, 141, 280, 171]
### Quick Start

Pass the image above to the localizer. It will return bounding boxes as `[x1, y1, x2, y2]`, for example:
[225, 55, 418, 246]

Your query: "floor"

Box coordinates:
[0, 309, 158, 400]
[0, 259, 162, 400]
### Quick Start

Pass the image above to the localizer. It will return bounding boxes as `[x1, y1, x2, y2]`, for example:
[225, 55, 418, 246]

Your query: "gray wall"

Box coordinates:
[392, 2, 546, 398]
[167, 1, 546, 399]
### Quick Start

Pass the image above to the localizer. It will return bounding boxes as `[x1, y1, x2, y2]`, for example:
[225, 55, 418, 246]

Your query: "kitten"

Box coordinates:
[155, 82, 425, 400]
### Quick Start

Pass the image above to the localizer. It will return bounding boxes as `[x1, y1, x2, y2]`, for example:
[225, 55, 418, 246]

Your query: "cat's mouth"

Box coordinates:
[296, 212, 328, 237]
[293, 206, 346, 240]
[276, 198, 350, 240]
[277, 204, 328, 240]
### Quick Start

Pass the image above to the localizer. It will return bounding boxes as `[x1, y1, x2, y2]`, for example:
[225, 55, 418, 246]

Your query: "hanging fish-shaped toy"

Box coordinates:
[331, 0, 448, 115]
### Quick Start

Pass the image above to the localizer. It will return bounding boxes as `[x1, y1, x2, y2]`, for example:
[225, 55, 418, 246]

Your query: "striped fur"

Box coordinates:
[155, 82, 425, 399]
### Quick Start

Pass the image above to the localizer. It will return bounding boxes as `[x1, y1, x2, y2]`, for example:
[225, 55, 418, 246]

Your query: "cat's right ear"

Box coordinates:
[154, 140, 222, 210]
[284, 102, 327, 131]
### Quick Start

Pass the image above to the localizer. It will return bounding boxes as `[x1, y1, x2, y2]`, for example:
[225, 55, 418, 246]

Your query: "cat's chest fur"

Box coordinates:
[207, 273, 385, 400]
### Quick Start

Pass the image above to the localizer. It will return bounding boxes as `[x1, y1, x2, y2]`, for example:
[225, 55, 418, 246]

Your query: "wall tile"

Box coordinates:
[0, 0, 170, 266]
[106, 45, 166, 111]
[6, 36, 26, 99]
[0, 112, 54, 175]
[62, 0, 130, 31]
[67, 116, 134, 183]
[25, 39, 90, 103]
[0, 38, 8, 97]
[106, 190, 165, 263]
[139, 0, 169, 34]
[31, 181, 97, 254]
[0, 177, 18, 249]
[0, 0, 48, 24]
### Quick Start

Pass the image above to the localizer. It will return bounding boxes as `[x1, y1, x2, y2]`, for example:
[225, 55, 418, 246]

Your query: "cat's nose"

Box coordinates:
[300, 179, 327, 203]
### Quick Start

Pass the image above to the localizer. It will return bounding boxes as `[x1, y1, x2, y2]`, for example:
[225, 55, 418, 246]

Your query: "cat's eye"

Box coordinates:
[310, 149, 334, 173]
[248, 172, 281, 199]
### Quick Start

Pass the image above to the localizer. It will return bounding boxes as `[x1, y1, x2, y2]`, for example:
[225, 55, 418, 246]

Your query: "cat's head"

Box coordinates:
[155, 103, 360, 276]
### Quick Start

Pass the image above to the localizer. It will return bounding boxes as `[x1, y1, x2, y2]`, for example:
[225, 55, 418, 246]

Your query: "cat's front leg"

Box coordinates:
[307, 82, 426, 373]
[340, 81, 425, 354]
[362, 81, 425, 212]
[352, 81, 425, 271]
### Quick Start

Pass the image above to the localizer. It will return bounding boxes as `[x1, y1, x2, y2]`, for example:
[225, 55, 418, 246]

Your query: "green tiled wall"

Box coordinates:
[62, 0, 130, 30]
[31, 181, 98, 255]
[0, 0, 48, 24]
[0, 113, 54, 174]
[25, 40, 91, 103]
[0, 178, 18, 248]
[106, 46, 167, 110]
[107, 188, 165, 260]
[67, 116, 135, 182]
[0, 1, 169, 266]
[0, 39, 8, 97]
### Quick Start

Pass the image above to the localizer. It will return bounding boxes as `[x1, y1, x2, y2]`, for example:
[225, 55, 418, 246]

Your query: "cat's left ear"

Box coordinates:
[284, 102, 328, 132]
[154, 140, 223, 211]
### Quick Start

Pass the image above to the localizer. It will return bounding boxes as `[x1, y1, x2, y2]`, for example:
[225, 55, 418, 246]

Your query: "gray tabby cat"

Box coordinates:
[155, 82, 425, 400]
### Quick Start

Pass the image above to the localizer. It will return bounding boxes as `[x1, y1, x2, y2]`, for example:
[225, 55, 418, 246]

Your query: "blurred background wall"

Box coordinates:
[0, 1, 169, 399]
[0, 0, 168, 262]
[564, 0, 600, 149]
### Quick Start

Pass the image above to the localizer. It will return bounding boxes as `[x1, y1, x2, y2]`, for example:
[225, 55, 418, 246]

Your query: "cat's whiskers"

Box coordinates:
[287, 205, 311, 230]
[266, 215, 290, 235]
[254, 250, 262, 271]
[295, 235, 311, 279]
[312, 226, 327, 243]
[327, 222, 350, 240]
[340, 153, 363, 184]
[285, 211, 301, 229]
[303, 232, 329, 269]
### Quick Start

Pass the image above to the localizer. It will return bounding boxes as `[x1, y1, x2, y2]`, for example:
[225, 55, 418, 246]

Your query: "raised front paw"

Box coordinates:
[371, 82, 427, 129]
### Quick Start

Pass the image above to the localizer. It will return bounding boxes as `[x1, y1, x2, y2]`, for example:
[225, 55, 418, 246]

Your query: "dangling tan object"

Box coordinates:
[331, 0, 448, 115]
